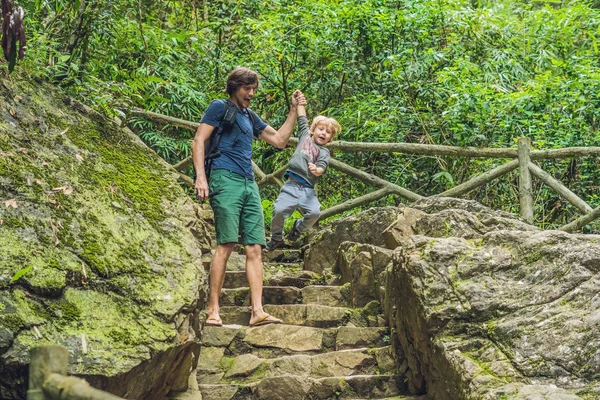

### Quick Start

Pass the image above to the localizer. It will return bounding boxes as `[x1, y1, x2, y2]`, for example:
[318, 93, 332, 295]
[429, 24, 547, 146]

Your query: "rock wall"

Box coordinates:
[0, 79, 210, 399]
[309, 198, 600, 399]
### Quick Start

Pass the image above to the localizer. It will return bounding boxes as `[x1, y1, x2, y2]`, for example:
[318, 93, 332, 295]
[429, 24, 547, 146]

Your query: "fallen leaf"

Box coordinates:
[32, 325, 43, 340]
[4, 199, 17, 208]
[48, 199, 57, 204]
[81, 333, 88, 354]
[59, 128, 69, 135]
[75, 154, 84, 161]
[0, 220, 3, 225]
[9, 108, 15, 116]
[52, 186, 73, 195]
[34, 179, 42, 185]
[49, 218, 61, 246]
[14, 95, 22, 103]
[81, 262, 87, 284]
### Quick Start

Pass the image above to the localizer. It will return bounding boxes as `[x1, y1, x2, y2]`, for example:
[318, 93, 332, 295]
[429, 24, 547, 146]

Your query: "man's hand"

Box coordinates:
[292, 90, 307, 107]
[194, 179, 209, 201]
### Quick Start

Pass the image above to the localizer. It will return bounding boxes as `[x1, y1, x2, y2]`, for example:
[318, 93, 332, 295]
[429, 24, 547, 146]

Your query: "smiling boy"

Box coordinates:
[266, 95, 341, 250]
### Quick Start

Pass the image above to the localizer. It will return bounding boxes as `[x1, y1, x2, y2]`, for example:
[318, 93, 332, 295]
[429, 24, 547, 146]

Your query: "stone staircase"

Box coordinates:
[196, 248, 421, 400]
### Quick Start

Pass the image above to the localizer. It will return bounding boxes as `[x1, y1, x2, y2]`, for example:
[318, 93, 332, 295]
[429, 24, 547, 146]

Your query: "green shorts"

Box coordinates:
[209, 169, 266, 246]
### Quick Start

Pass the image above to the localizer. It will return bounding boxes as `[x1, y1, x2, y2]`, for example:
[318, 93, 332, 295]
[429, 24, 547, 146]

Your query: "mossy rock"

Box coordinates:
[0, 77, 211, 399]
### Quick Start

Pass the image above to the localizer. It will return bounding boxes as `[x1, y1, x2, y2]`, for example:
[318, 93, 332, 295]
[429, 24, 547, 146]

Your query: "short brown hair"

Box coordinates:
[226, 67, 259, 95]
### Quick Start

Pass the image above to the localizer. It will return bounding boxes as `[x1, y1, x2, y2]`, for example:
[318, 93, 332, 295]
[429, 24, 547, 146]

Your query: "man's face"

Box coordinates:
[231, 83, 257, 109]
[312, 122, 334, 145]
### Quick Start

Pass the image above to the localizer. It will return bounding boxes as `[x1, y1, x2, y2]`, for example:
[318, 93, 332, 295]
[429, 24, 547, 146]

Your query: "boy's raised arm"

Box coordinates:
[296, 90, 306, 117]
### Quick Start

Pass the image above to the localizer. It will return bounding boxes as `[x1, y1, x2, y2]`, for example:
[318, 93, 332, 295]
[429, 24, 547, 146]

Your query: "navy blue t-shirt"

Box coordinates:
[201, 100, 268, 179]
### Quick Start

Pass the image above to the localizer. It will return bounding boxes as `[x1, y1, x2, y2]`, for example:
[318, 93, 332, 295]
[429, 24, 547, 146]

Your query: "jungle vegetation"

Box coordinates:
[4, 0, 600, 231]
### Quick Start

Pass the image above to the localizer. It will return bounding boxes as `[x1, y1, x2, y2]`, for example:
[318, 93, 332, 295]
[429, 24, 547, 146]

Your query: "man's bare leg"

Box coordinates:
[206, 243, 235, 324]
[245, 244, 282, 325]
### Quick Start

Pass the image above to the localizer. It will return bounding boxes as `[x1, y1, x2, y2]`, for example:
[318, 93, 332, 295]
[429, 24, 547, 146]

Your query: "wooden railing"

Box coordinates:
[128, 108, 600, 232]
[27, 345, 124, 400]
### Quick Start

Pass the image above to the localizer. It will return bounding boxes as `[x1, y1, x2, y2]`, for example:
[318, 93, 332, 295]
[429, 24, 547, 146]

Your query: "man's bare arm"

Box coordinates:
[191, 123, 215, 201]
[259, 90, 306, 148]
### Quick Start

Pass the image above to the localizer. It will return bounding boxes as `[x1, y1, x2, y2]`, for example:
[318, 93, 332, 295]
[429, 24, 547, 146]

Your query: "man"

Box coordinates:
[192, 67, 305, 327]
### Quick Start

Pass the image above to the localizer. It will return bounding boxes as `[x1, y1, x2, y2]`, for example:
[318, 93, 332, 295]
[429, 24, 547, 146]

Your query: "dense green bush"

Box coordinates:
[8, 0, 600, 230]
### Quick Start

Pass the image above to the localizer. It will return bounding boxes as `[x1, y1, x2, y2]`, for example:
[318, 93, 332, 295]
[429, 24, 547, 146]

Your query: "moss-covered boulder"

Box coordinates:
[0, 78, 210, 399]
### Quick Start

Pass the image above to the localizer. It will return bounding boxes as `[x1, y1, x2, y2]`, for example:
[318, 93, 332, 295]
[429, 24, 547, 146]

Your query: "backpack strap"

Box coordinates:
[204, 100, 237, 179]
[247, 108, 258, 137]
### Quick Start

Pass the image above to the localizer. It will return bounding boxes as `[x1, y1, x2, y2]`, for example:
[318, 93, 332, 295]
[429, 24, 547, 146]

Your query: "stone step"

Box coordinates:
[198, 346, 404, 385]
[220, 285, 349, 307]
[348, 397, 425, 400]
[199, 374, 407, 400]
[222, 269, 321, 289]
[200, 324, 390, 358]
[219, 304, 353, 328]
[263, 248, 303, 263]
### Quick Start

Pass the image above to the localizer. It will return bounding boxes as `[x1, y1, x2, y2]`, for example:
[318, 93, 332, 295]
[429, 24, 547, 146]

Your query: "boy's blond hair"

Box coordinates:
[309, 116, 342, 140]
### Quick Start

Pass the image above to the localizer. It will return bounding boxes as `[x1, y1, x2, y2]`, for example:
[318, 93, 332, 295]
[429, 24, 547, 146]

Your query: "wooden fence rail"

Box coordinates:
[28, 345, 124, 400]
[128, 108, 600, 232]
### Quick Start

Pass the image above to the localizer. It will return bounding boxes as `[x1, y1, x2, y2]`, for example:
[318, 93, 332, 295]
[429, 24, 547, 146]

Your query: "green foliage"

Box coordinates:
[13, 0, 600, 230]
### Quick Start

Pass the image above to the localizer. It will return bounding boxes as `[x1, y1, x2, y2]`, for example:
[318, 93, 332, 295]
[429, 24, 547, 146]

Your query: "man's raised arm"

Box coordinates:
[259, 90, 306, 149]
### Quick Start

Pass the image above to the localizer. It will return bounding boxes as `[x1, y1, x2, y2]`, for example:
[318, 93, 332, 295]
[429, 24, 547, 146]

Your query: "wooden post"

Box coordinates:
[27, 345, 69, 400]
[518, 137, 534, 224]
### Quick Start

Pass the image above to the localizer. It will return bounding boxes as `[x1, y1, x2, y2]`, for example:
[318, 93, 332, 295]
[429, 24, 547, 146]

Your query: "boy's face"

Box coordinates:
[231, 83, 257, 109]
[312, 122, 334, 145]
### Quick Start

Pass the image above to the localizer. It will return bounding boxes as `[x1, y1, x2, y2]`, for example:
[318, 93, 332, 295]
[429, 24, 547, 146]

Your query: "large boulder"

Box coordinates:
[383, 197, 537, 249]
[305, 207, 399, 273]
[386, 229, 600, 399]
[0, 79, 209, 398]
[336, 242, 392, 307]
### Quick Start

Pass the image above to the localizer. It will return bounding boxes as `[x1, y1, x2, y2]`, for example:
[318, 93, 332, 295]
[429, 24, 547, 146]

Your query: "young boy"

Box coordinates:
[266, 97, 341, 250]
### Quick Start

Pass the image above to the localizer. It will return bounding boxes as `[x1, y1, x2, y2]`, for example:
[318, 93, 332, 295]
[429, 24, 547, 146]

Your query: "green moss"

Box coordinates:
[47, 298, 81, 322]
[24, 267, 66, 295]
[343, 308, 368, 327]
[13, 288, 174, 375]
[313, 361, 330, 377]
[0, 289, 49, 331]
[66, 124, 174, 225]
[307, 274, 326, 286]
[245, 362, 268, 382]
[363, 300, 382, 316]
[220, 356, 235, 370]
[339, 282, 352, 302]
[486, 319, 497, 336]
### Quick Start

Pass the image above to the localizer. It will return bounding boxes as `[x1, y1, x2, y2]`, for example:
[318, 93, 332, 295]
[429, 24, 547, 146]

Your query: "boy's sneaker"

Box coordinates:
[287, 220, 302, 242]
[265, 239, 285, 251]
